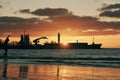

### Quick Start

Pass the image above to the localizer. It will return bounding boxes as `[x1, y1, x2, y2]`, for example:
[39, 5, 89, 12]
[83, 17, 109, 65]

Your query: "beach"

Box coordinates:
[0, 49, 120, 80]
[0, 64, 120, 80]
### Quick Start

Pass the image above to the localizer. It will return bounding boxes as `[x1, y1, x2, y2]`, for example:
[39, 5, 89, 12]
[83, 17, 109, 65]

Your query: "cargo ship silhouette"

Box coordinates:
[44, 33, 102, 49]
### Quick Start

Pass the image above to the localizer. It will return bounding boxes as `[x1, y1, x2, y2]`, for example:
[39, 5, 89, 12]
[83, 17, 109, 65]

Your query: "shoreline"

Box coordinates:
[0, 59, 120, 68]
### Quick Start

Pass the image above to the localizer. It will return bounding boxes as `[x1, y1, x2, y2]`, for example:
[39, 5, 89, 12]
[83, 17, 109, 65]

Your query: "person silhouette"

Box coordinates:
[4, 35, 10, 56]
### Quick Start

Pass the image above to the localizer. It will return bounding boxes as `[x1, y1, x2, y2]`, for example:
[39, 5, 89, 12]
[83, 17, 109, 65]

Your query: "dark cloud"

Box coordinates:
[49, 15, 120, 30]
[49, 15, 98, 23]
[32, 8, 72, 16]
[99, 3, 120, 11]
[99, 3, 120, 18]
[1, 8, 120, 36]
[0, 16, 26, 23]
[99, 10, 120, 18]
[19, 8, 72, 16]
[0, 16, 51, 36]
[0, 5, 2, 8]
[0, 17, 45, 30]
[0, 16, 41, 23]
[19, 9, 31, 14]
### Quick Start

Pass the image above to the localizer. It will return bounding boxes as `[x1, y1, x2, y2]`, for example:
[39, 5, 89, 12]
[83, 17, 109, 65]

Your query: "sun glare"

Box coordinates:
[60, 42, 69, 48]
[63, 42, 68, 46]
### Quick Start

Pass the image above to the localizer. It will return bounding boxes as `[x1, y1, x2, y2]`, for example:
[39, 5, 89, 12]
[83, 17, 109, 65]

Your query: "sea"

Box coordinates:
[0, 49, 120, 80]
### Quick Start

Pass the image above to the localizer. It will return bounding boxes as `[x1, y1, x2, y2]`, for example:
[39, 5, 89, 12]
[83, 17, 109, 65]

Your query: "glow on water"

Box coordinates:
[0, 64, 120, 80]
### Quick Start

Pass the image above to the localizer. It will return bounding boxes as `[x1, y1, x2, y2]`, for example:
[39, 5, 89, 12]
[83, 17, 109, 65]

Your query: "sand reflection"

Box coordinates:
[0, 64, 120, 80]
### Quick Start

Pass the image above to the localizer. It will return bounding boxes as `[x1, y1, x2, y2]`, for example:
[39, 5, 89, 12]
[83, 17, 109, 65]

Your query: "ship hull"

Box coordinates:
[89, 44, 102, 49]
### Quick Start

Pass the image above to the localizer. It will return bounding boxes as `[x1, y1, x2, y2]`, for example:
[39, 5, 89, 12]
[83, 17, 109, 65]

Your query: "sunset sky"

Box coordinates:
[0, 0, 120, 48]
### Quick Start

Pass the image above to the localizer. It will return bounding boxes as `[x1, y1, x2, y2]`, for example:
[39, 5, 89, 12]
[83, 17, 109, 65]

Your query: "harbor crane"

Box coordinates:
[33, 36, 48, 45]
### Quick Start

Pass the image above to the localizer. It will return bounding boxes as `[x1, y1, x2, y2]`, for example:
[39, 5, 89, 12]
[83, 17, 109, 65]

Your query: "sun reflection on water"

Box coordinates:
[0, 64, 120, 80]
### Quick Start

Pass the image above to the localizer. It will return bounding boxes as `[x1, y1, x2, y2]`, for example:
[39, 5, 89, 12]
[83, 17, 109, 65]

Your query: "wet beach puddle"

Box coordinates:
[0, 63, 120, 80]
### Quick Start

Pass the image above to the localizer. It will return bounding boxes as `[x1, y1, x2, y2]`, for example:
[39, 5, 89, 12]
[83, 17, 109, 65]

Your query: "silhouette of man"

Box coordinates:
[4, 35, 10, 56]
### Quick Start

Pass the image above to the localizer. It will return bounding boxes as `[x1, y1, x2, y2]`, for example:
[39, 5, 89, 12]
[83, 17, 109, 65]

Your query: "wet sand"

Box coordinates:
[0, 64, 120, 80]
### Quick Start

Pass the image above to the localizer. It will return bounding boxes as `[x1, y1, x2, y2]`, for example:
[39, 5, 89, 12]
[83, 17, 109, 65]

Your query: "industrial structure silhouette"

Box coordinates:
[0, 31, 102, 49]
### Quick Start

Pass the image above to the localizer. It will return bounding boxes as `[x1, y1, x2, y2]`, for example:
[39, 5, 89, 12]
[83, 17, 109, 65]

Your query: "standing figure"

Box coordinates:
[4, 35, 10, 56]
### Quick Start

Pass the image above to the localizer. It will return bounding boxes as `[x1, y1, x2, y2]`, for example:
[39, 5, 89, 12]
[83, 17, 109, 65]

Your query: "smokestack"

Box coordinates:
[58, 32, 60, 44]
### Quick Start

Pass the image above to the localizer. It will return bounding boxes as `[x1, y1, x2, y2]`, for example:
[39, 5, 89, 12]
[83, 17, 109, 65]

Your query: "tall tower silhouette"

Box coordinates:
[58, 33, 60, 44]
[19, 28, 30, 46]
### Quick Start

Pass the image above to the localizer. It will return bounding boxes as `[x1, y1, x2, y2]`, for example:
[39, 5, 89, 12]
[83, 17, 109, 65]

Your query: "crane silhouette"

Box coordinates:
[33, 36, 48, 45]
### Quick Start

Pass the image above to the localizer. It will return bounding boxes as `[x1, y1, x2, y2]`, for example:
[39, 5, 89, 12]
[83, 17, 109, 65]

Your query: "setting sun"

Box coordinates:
[63, 42, 68, 46]
[60, 42, 69, 48]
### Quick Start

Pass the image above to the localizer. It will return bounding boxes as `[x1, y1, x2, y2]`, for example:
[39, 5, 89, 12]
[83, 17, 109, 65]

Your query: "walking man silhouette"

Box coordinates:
[4, 35, 10, 56]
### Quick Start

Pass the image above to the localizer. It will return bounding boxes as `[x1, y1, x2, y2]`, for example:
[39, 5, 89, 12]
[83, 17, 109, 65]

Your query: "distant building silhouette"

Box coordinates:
[18, 34, 30, 46]
[18, 28, 30, 46]
[24, 34, 30, 45]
